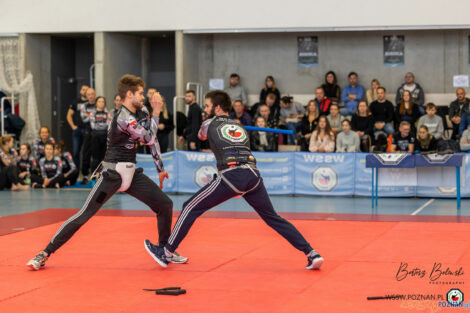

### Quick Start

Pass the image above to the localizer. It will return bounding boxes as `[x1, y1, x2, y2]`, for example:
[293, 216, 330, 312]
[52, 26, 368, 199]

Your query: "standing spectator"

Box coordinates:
[176, 111, 187, 150]
[156, 97, 174, 153]
[279, 96, 304, 145]
[340, 72, 365, 116]
[109, 94, 122, 121]
[89, 96, 110, 173]
[395, 72, 425, 115]
[415, 125, 438, 153]
[230, 100, 253, 126]
[391, 121, 415, 152]
[32, 126, 55, 162]
[54, 141, 78, 186]
[300, 100, 320, 151]
[460, 124, 470, 151]
[181, 90, 202, 151]
[336, 120, 360, 152]
[327, 104, 344, 135]
[144, 88, 157, 115]
[309, 116, 335, 152]
[250, 116, 276, 152]
[35, 142, 64, 189]
[370, 87, 395, 135]
[351, 100, 374, 152]
[0, 136, 29, 190]
[395, 89, 420, 133]
[80, 87, 96, 184]
[417, 102, 444, 140]
[66, 85, 88, 171]
[314, 87, 331, 116]
[321, 71, 341, 102]
[450, 88, 470, 139]
[17, 143, 41, 186]
[366, 79, 380, 104]
[225, 73, 247, 107]
[259, 75, 280, 107]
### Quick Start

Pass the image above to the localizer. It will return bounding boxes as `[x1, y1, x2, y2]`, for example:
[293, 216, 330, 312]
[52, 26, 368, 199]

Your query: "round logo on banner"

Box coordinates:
[220, 124, 247, 143]
[311, 166, 338, 192]
[194, 164, 218, 188]
[447, 289, 464, 306]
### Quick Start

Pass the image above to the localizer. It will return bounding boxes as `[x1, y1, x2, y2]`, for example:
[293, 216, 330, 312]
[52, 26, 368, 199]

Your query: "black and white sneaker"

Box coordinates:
[306, 250, 324, 270]
[144, 239, 169, 268]
[26, 251, 49, 270]
[168, 251, 188, 264]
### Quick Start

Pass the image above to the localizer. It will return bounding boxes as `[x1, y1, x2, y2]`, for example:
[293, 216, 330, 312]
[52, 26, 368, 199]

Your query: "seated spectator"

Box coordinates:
[395, 90, 420, 133]
[35, 142, 64, 189]
[451, 88, 470, 138]
[309, 116, 335, 152]
[259, 75, 280, 107]
[336, 120, 360, 152]
[33, 126, 55, 162]
[370, 87, 395, 135]
[250, 116, 276, 152]
[460, 124, 470, 151]
[321, 71, 341, 102]
[279, 96, 304, 145]
[54, 141, 78, 186]
[17, 143, 41, 186]
[230, 100, 252, 126]
[340, 72, 365, 116]
[156, 96, 175, 153]
[257, 103, 278, 129]
[395, 72, 425, 115]
[0, 136, 29, 191]
[250, 92, 279, 119]
[415, 125, 438, 153]
[327, 104, 344, 135]
[351, 100, 373, 152]
[459, 112, 470, 136]
[417, 102, 444, 140]
[366, 78, 380, 104]
[314, 87, 331, 116]
[391, 121, 415, 152]
[300, 100, 320, 151]
[225, 73, 248, 107]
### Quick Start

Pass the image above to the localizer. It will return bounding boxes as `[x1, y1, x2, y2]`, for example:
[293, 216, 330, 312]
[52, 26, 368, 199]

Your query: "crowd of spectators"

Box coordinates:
[2, 69, 469, 191]
[179, 71, 468, 155]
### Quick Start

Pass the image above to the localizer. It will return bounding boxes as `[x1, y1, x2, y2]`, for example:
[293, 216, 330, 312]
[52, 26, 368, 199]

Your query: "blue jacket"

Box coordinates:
[341, 84, 365, 112]
[459, 112, 470, 135]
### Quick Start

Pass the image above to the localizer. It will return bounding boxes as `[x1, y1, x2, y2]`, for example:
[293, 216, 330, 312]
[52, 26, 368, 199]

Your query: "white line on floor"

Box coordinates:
[411, 199, 435, 216]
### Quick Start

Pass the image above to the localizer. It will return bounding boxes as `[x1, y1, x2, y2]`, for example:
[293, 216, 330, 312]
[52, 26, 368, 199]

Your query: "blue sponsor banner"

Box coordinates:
[252, 152, 294, 195]
[354, 153, 416, 197]
[136, 151, 470, 198]
[137, 152, 177, 192]
[294, 152, 354, 196]
[177, 151, 217, 193]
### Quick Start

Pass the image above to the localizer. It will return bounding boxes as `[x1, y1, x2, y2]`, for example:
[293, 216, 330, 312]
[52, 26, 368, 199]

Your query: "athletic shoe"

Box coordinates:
[144, 239, 168, 268]
[26, 251, 49, 270]
[169, 251, 188, 264]
[81, 177, 89, 185]
[306, 250, 324, 270]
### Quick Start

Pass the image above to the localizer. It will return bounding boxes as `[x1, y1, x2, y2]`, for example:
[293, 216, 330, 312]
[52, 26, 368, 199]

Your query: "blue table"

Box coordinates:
[365, 153, 464, 209]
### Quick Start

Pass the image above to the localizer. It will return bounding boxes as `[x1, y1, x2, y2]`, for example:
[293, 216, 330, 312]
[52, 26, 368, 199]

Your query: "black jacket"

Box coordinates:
[184, 103, 202, 143]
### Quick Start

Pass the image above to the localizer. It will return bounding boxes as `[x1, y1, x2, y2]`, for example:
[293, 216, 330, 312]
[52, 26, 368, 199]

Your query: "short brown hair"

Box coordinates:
[266, 93, 276, 101]
[117, 74, 145, 100]
[205, 90, 232, 113]
[186, 90, 196, 96]
[426, 102, 436, 110]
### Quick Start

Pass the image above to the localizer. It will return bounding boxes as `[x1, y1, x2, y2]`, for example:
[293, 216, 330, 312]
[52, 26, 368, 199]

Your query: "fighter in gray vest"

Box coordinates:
[145, 90, 323, 270]
[27, 74, 187, 270]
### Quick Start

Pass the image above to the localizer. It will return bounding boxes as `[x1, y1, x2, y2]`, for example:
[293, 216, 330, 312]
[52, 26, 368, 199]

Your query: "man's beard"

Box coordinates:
[133, 99, 143, 110]
[207, 107, 215, 118]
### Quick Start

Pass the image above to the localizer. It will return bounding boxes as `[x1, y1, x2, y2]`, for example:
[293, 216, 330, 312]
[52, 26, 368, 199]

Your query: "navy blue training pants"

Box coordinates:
[166, 167, 313, 255]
